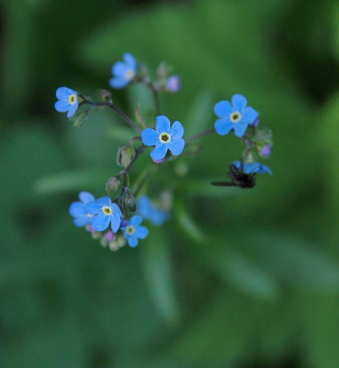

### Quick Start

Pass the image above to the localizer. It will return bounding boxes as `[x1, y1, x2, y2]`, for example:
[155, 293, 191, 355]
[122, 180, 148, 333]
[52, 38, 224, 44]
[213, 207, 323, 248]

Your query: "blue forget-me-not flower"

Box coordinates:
[110, 53, 137, 89]
[137, 196, 168, 226]
[141, 115, 185, 161]
[232, 160, 272, 175]
[87, 196, 123, 232]
[123, 215, 149, 247]
[55, 87, 80, 118]
[214, 94, 258, 137]
[69, 192, 96, 227]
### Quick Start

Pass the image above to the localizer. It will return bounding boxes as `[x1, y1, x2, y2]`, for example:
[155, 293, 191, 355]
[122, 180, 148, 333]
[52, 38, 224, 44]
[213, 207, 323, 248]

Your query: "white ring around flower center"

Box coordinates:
[126, 225, 136, 235]
[124, 69, 135, 80]
[230, 111, 242, 123]
[102, 206, 113, 216]
[159, 132, 171, 144]
[68, 94, 77, 105]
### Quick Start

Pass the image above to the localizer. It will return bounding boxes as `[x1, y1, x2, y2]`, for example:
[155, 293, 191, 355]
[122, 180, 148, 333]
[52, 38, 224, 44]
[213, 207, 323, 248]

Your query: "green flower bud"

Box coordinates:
[105, 176, 121, 193]
[119, 187, 136, 215]
[116, 145, 136, 168]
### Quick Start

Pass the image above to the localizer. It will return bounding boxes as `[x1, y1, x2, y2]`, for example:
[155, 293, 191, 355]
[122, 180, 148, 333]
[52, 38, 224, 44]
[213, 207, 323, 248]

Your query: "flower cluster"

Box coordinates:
[55, 52, 273, 251]
[69, 192, 151, 249]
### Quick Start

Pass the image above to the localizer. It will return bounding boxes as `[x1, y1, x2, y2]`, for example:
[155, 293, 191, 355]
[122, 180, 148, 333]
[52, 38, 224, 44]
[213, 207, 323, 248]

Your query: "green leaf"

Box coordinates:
[128, 83, 155, 117]
[175, 202, 206, 244]
[250, 234, 339, 292]
[141, 228, 180, 325]
[34, 169, 110, 195]
[185, 91, 214, 137]
[215, 250, 280, 300]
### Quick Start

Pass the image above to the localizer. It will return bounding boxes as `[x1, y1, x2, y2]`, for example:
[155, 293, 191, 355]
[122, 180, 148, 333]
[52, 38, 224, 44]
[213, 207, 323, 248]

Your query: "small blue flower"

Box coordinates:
[69, 191, 96, 227]
[123, 216, 149, 248]
[87, 196, 123, 232]
[141, 115, 185, 161]
[214, 94, 258, 137]
[232, 160, 272, 175]
[55, 87, 80, 118]
[137, 196, 168, 226]
[110, 53, 137, 89]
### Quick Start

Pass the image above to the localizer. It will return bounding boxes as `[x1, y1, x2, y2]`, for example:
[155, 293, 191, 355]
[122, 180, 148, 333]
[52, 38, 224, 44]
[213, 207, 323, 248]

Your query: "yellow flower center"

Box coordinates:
[102, 206, 113, 216]
[230, 111, 242, 123]
[159, 132, 171, 144]
[124, 69, 135, 80]
[126, 225, 136, 235]
[68, 94, 77, 105]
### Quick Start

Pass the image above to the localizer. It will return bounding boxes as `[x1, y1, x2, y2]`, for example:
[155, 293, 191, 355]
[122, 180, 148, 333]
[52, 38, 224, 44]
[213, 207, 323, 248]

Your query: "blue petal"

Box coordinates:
[123, 53, 137, 69]
[92, 213, 110, 231]
[111, 203, 122, 218]
[73, 216, 89, 227]
[136, 226, 149, 239]
[55, 100, 69, 112]
[141, 128, 158, 146]
[151, 210, 168, 226]
[96, 196, 112, 207]
[232, 94, 247, 111]
[170, 121, 184, 139]
[233, 122, 248, 137]
[67, 103, 78, 118]
[215, 119, 233, 136]
[56, 87, 75, 99]
[110, 77, 129, 89]
[214, 101, 232, 118]
[168, 138, 185, 156]
[112, 62, 127, 77]
[69, 202, 85, 217]
[151, 143, 168, 161]
[79, 191, 95, 204]
[86, 201, 102, 215]
[243, 162, 259, 174]
[110, 212, 121, 233]
[242, 107, 258, 124]
[130, 215, 142, 226]
[155, 115, 171, 133]
[258, 164, 272, 175]
[128, 236, 139, 248]
[232, 160, 241, 170]
[137, 196, 153, 217]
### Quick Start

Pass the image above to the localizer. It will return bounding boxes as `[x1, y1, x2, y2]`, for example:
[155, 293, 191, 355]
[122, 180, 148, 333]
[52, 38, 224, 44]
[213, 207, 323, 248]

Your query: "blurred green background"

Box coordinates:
[1, 0, 339, 367]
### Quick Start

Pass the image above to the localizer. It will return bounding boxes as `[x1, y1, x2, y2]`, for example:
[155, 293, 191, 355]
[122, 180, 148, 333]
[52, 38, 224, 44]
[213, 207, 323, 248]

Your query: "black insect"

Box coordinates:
[211, 162, 256, 189]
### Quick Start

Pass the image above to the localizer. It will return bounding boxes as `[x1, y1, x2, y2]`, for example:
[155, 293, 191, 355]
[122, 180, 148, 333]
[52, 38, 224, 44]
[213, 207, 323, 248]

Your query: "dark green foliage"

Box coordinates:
[1, 0, 339, 367]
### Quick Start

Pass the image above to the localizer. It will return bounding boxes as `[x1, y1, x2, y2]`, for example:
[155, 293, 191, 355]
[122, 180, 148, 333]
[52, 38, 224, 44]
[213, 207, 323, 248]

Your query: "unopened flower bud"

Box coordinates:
[259, 143, 272, 158]
[105, 176, 121, 193]
[116, 145, 136, 168]
[100, 89, 112, 102]
[166, 75, 181, 93]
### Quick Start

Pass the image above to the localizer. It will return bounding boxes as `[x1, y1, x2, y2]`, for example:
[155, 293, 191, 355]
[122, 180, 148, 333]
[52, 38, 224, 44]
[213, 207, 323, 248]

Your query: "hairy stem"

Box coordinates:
[82, 98, 140, 132]
[187, 128, 214, 142]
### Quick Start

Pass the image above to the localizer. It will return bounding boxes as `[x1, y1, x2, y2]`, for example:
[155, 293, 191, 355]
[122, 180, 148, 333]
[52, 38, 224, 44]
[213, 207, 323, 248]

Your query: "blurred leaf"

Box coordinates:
[185, 91, 214, 137]
[320, 92, 339, 233]
[66, 109, 123, 167]
[141, 228, 180, 325]
[303, 295, 339, 368]
[34, 169, 110, 195]
[173, 293, 265, 364]
[0, 127, 67, 205]
[107, 124, 135, 141]
[175, 202, 206, 244]
[250, 234, 339, 292]
[128, 83, 155, 118]
[213, 250, 280, 300]
[1, 1, 35, 114]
